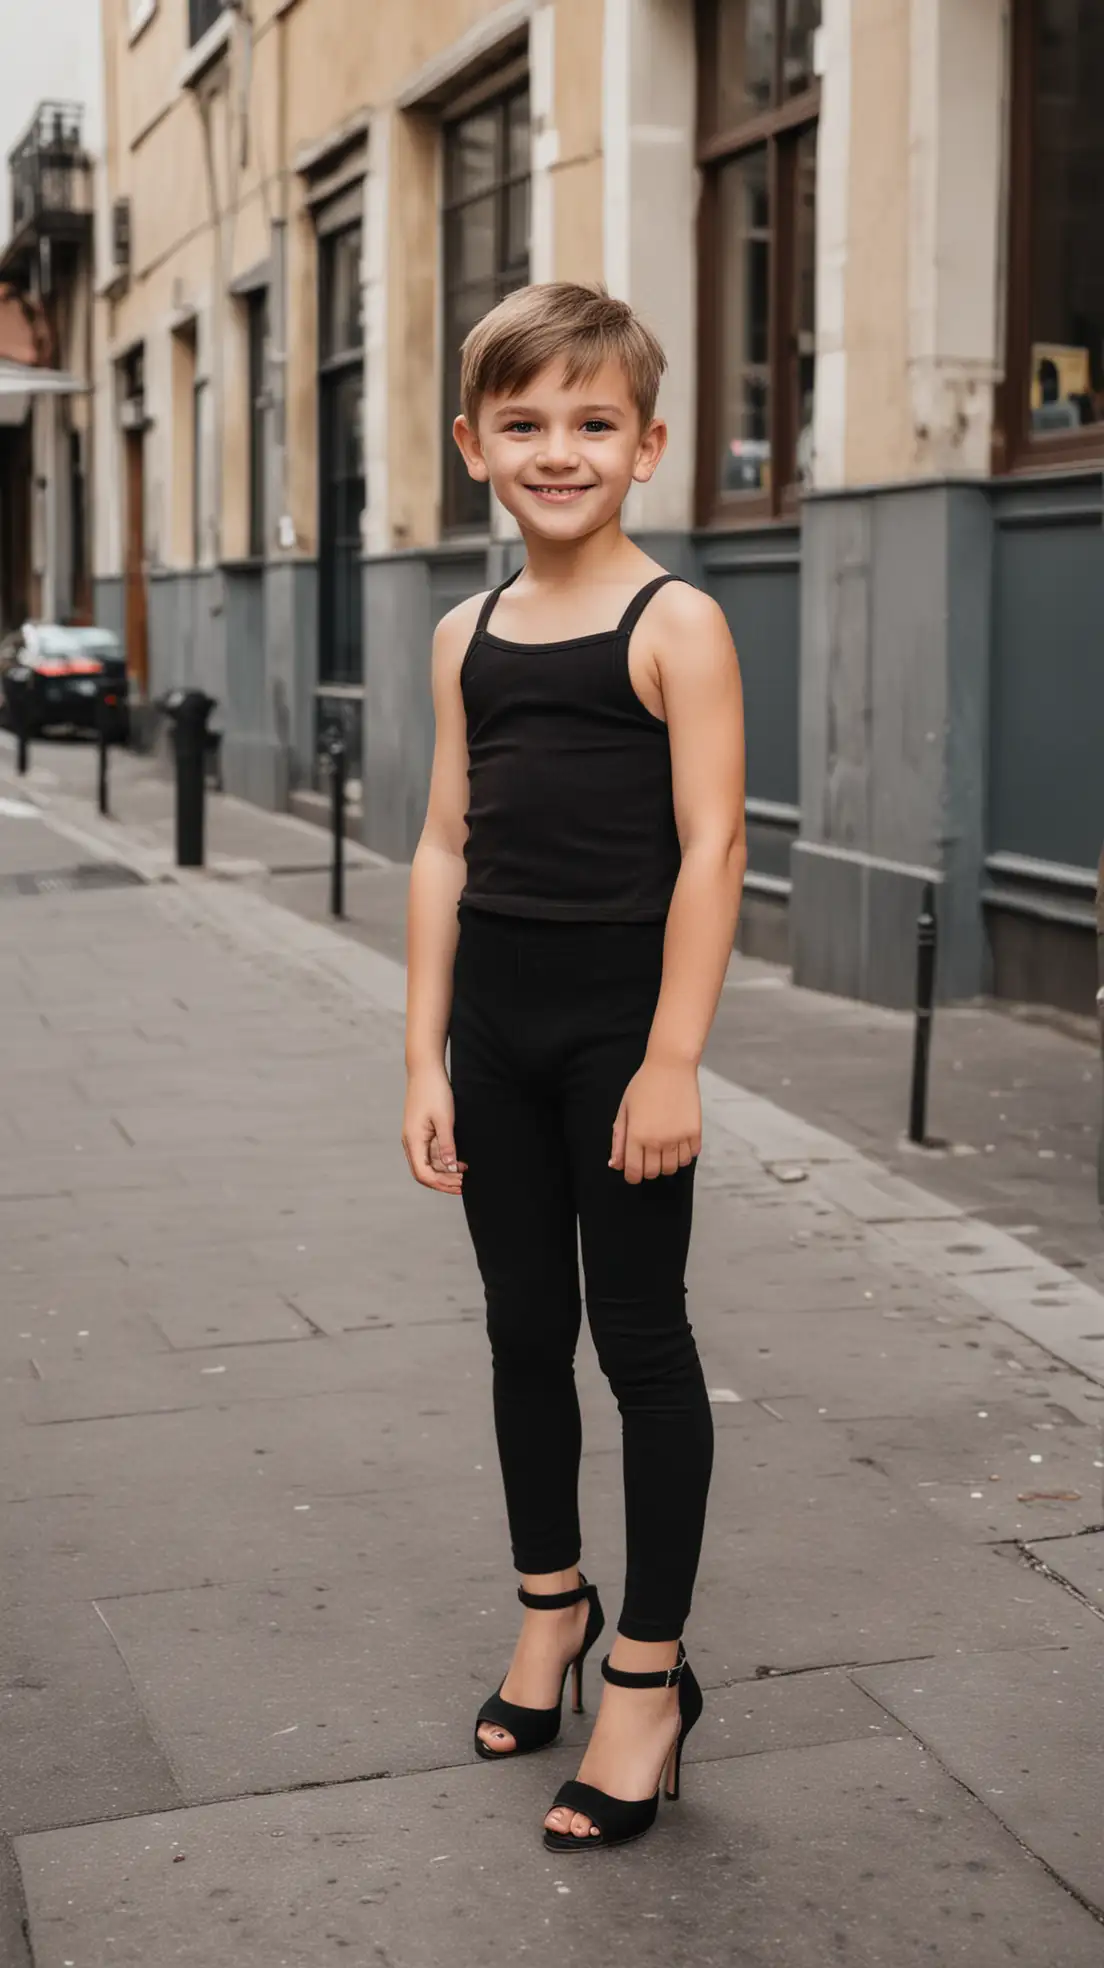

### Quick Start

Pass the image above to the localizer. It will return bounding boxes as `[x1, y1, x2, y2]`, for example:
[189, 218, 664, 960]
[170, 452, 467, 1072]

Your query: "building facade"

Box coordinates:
[92, 0, 1103, 1016]
[0, 0, 107, 635]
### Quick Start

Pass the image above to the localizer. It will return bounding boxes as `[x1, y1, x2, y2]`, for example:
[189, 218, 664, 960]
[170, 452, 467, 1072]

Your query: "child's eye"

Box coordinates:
[582, 419, 613, 434]
[507, 420, 538, 434]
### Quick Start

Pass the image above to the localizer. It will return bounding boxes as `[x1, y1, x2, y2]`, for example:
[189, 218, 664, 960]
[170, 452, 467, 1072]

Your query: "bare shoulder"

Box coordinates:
[649, 581, 739, 677]
[433, 591, 487, 670]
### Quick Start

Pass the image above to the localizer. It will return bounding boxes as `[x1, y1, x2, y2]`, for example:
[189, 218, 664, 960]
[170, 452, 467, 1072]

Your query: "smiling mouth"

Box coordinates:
[524, 484, 596, 501]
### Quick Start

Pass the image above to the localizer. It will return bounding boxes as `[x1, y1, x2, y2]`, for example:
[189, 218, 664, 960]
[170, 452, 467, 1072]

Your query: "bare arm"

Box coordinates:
[612, 588, 746, 1183]
[402, 596, 482, 1193]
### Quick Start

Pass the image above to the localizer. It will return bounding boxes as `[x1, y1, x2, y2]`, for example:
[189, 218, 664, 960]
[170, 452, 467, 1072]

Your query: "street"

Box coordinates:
[1, 748, 1103, 1966]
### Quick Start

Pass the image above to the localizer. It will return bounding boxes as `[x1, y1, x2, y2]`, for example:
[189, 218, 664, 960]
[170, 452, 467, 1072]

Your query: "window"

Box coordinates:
[696, 0, 819, 522]
[317, 214, 365, 718]
[999, 0, 1104, 469]
[246, 289, 267, 560]
[193, 374, 209, 565]
[442, 81, 530, 531]
[188, 0, 224, 45]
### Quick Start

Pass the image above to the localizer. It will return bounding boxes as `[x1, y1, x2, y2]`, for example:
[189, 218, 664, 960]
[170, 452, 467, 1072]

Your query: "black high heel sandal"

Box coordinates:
[474, 1577, 605, 1762]
[542, 1643, 703, 1850]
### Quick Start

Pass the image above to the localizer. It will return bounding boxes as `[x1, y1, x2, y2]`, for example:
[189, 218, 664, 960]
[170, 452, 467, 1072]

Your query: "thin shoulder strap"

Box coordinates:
[474, 567, 522, 639]
[616, 573, 684, 639]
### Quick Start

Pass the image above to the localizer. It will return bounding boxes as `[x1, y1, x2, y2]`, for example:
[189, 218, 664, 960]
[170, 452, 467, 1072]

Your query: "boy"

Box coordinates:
[403, 283, 746, 1851]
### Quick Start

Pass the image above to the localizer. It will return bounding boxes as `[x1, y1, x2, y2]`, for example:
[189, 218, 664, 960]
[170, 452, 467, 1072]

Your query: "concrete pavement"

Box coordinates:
[1, 743, 1103, 1964]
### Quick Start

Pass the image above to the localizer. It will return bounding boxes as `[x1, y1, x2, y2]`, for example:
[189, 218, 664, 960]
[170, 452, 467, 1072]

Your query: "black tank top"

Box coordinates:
[460, 571, 684, 922]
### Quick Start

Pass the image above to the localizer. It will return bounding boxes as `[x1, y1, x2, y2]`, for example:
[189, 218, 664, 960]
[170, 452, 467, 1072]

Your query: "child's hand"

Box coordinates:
[402, 1067, 467, 1195]
[610, 1058, 701, 1185]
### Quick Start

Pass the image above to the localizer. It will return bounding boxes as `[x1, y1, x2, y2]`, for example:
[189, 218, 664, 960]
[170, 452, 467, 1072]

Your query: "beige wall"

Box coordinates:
[95, 0, 615, 576]
[816, 0, 1008, 491]
[842, 0, 912, 485]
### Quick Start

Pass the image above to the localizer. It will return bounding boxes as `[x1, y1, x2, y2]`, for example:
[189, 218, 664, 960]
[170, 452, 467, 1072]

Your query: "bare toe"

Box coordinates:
[478, 1723, 516, 1754]
[544, 1806, 573, 1833]
[570, 1812, 595, 1840]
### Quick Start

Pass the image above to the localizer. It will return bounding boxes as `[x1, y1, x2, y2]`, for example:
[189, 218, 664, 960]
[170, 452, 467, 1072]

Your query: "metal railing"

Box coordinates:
[9, 103, 89, 235]
[188, 0, 226, 45]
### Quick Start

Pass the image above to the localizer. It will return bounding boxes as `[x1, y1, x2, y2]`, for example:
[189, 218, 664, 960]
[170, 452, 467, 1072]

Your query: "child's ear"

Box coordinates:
[453, 415, 490, 482]
[632, 417, 668, 485]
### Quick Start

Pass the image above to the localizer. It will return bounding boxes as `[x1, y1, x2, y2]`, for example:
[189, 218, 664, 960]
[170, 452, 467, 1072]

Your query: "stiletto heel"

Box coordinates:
[664, 1734, 683, 1802]
[543, 1644, 703, 1851]
[474, 1576, 604, 1761]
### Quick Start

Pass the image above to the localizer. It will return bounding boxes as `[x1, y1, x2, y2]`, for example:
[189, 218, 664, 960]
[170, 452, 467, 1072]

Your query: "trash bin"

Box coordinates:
[159, 688, 217, 867]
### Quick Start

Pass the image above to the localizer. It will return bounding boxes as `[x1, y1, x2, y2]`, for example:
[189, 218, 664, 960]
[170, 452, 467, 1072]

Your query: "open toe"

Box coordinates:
[474, 1579, 604, 1764]
[543, 1805, 576, 1836]
[477, 1721, 517, 1755]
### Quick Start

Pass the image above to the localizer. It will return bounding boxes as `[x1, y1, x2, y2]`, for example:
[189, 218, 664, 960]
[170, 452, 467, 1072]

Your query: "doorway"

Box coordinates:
[120, 347, 148, 697]
[316, 206, 365, 793]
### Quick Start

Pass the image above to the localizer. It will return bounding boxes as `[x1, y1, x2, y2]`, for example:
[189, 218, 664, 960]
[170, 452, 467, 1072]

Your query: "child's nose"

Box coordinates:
[535, 432, 579, 470]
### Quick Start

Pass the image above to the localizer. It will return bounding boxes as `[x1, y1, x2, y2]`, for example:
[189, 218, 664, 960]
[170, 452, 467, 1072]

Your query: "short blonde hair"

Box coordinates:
[459, 283, 667, 427]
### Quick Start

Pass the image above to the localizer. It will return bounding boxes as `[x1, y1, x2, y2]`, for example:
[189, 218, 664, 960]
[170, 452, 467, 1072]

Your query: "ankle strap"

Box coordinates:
[517, 1577, 590, 1611]
[601, 1642, 685, 1690]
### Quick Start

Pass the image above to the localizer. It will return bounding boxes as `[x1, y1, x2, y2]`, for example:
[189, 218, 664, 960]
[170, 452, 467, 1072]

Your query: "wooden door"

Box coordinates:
[124, 430, 148, 696]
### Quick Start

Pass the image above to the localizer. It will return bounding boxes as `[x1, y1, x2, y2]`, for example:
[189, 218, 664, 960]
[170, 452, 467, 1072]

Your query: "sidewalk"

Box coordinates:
[1, 745, 1103, 1964]
[10, 730, 1100, 1279]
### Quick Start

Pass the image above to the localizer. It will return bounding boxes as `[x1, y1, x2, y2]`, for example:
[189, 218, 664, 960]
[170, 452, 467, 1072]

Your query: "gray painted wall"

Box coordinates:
[92, 576, 125, 650]
[988, 476, 1103, 873]
[793, 484, 991, 1007]
[361, 547, 487, 861]
[140, 563, 316, 811]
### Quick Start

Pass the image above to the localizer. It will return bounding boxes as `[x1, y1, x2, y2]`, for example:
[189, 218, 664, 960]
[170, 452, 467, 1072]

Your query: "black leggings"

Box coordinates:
[450, 908, 714, 1642]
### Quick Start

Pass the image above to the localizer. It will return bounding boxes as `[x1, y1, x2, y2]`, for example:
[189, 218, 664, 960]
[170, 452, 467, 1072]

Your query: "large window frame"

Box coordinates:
[246, 287, 267, 561]
[441, 70, 530, 535]
[995, 0, 1104, 474]
[695, 0, 820, 526]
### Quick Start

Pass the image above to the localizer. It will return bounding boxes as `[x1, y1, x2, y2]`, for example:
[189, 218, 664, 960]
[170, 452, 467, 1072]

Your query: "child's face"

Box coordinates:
[454, 359, 667, 541]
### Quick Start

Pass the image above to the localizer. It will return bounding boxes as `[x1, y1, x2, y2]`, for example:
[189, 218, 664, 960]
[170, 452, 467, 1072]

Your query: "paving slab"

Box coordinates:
[18, 1734, 1104, 1968]
[694, 1427, 1100, 1685]
[17, 1321, 482, 1423]
[699, 1299, 1028, 1418]
[853, 1645, 1104, 1911]
[0, 1600, 182, 1836]
[824, 1401, 1104, 1542]
[143, 1288, 318, 1352]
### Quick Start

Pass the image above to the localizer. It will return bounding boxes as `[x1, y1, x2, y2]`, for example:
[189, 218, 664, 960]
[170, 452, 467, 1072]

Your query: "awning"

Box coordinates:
[0, 357, 87, 427]
[0, 357, 86, 396]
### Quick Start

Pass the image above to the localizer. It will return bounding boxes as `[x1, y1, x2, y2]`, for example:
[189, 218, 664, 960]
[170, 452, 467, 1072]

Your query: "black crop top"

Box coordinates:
[460, 571, 684, 923]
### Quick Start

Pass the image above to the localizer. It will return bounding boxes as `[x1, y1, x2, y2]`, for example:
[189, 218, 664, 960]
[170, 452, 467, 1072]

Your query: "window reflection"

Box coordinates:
[793, 126, 817, 485]
[713, 0, 775, 132]
[718, 149, 772, 495]
[784, 0, 821, 97]
[1028, 1, 1104, 434]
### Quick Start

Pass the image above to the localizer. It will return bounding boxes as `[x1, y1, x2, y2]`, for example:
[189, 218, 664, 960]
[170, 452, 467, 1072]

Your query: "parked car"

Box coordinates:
[0, 623, 129, 742]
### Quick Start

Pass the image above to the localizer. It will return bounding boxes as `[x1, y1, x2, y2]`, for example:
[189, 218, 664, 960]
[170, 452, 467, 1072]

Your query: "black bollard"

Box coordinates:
[328, 732, 346, 920]
[97, 684, 111, 818]
[161, 689, 217, 868]
[6, 664, 32, 775]
[908, 881, 938, 1146]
